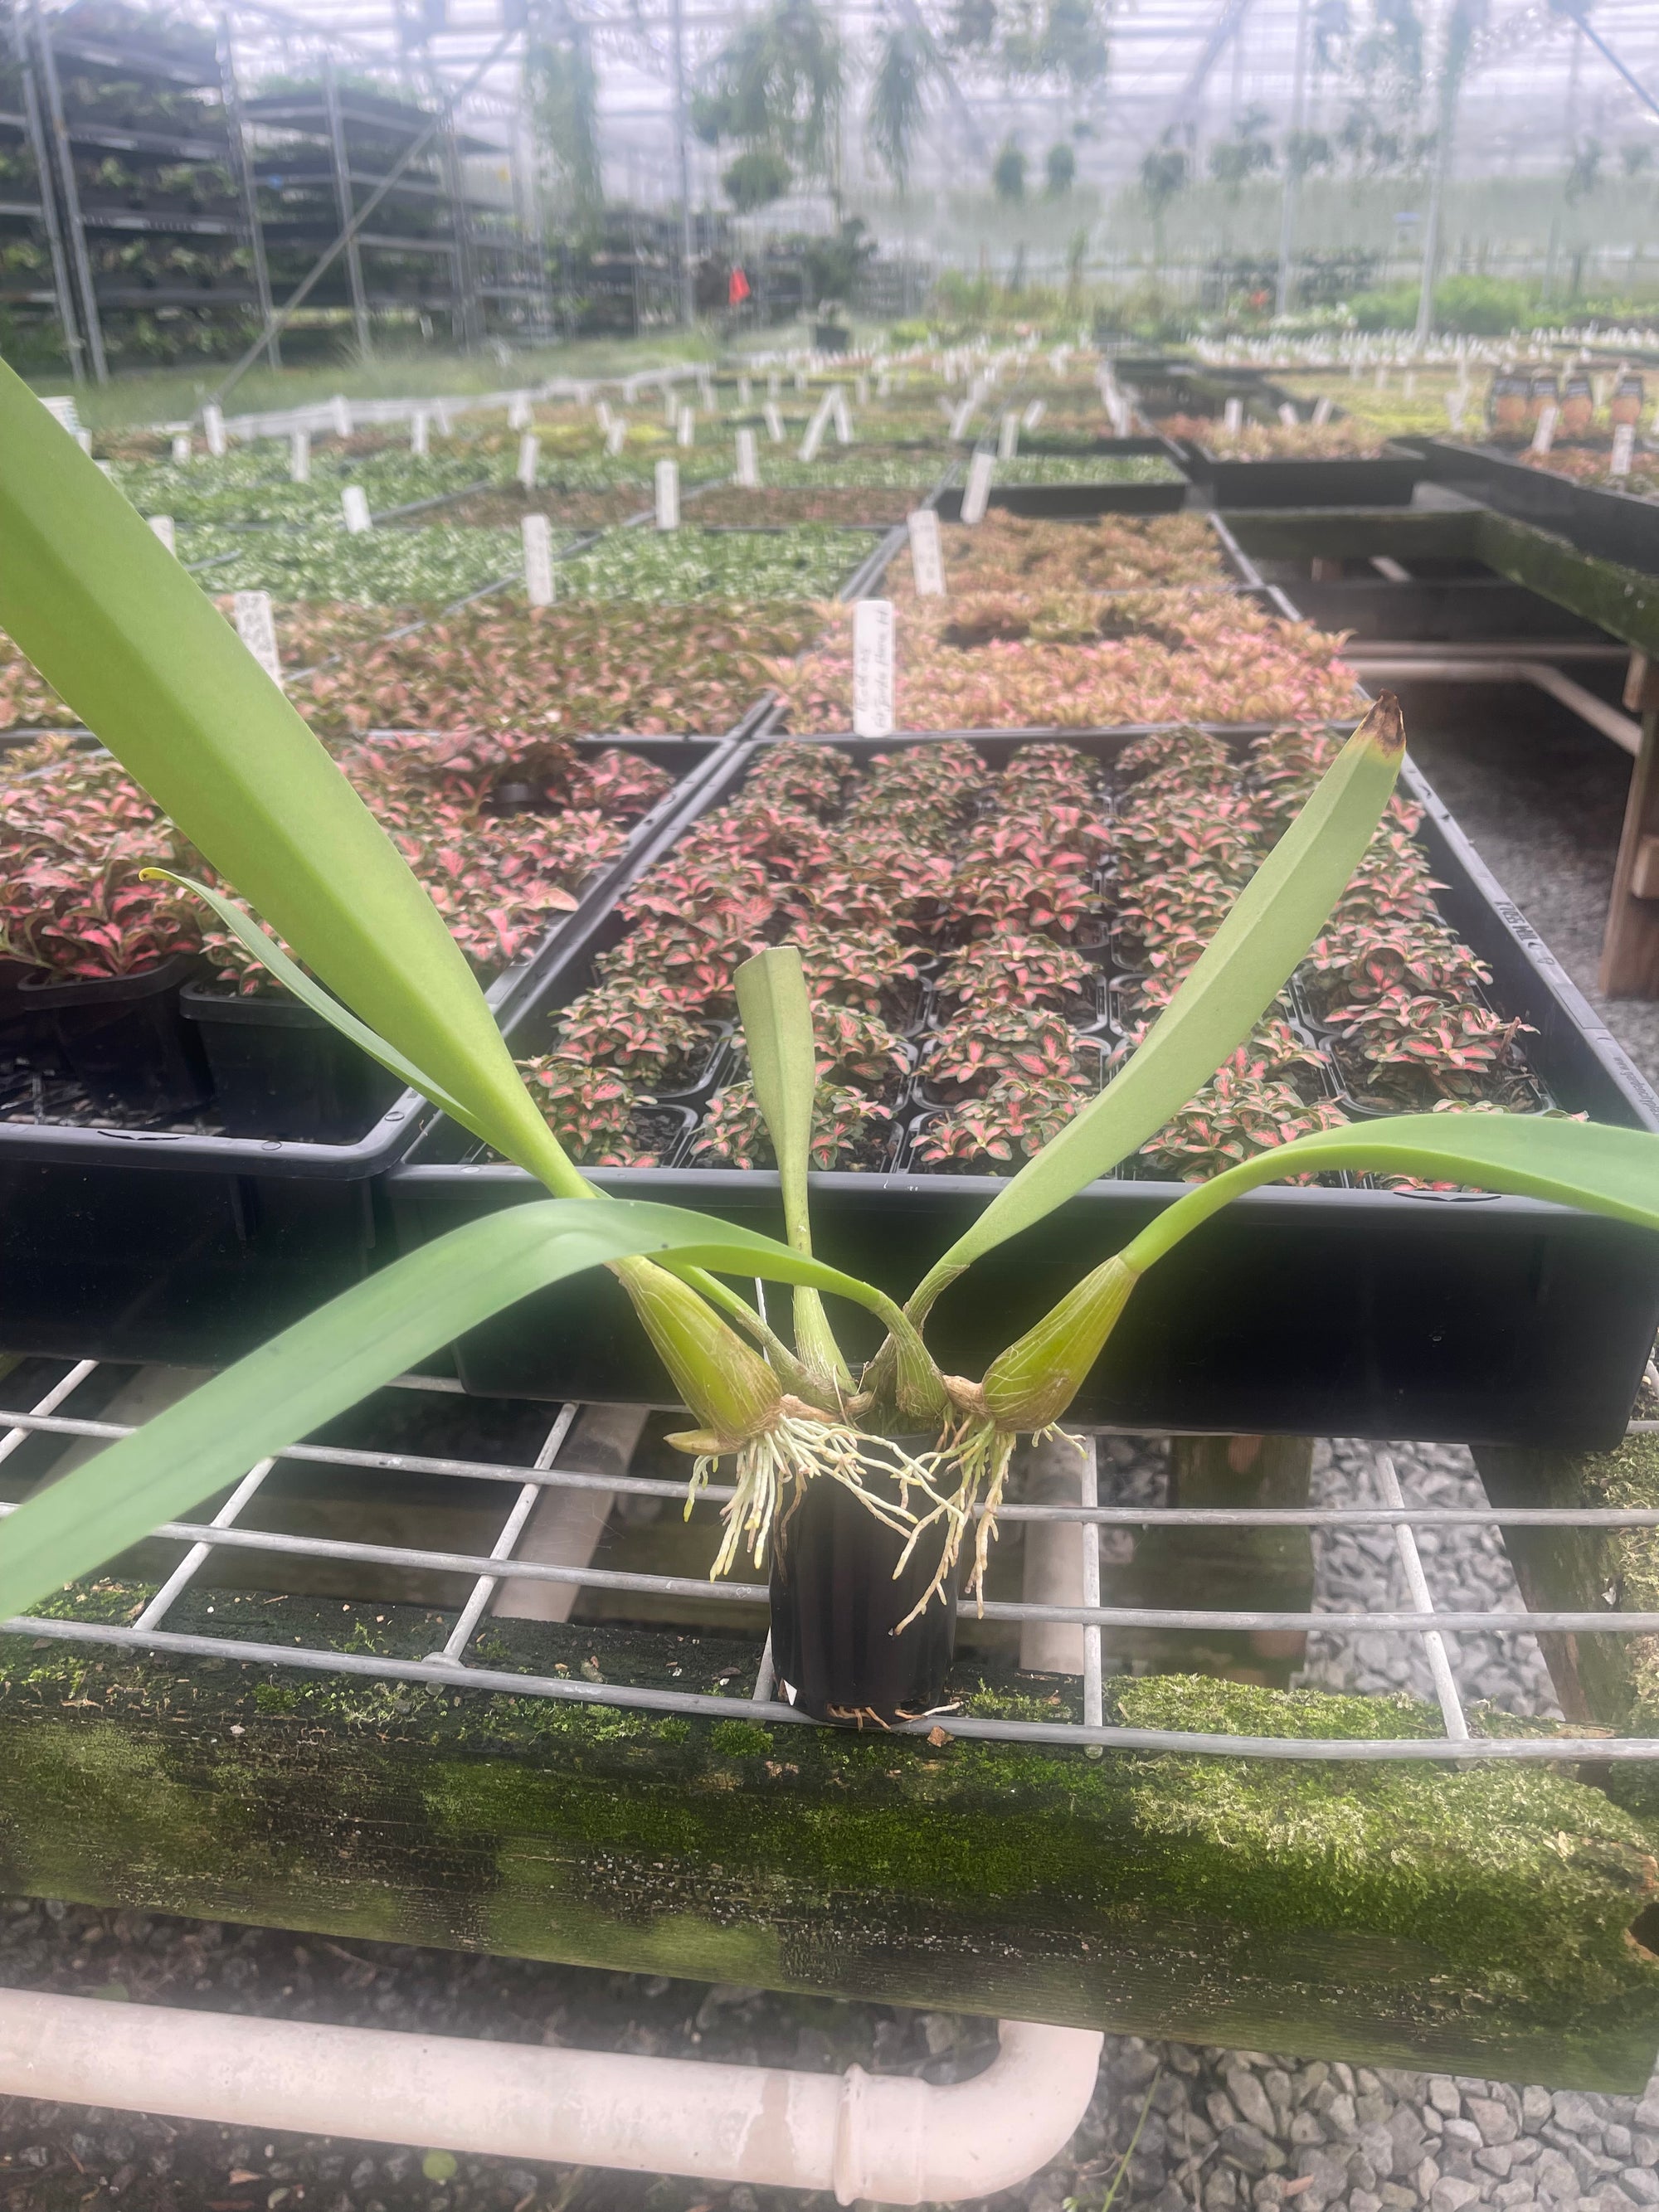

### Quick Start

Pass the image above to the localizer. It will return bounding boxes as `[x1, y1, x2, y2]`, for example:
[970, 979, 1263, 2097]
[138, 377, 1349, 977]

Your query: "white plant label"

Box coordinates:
[1312, 396, 1333, 426]
[148, 514, 176, 556]
[522, 513, 556, 606]
[342, 484, 372, 534]
[1612, 424, 1636, 479]
[677, 405, 694, 448]
[654, 457, 679, 531]
[961, 449, 995, 527]
[763, 402, 785, 444]
[735, 428, 759, 488]
[508, 394, 532, 430]
[852, 599, 896, 738]
[907, 507, 946, 597]
[1531, 404, 1558, 456]
[42, 395, 80, 435]
[738, 375, 752, 408]
[1278, 401, 1299, 429]
[234, 591, 282, 688]
[330, 394, 352, 439]
[998, 411, 1019, 460]
[605, 420, 626, 457]
[203, 403, 226, 458]
[798, 400, 830, 464]
[831, 391, 853, 444]
[289, 428, 310, 482]
[170, 432, 192, 464]
[1224, 396, 1244, 434]
[517, 431, 540, 489]
[410, 411, 429, 457]
[1023, 398, 1044, 430]
[949, 400, 974, 440]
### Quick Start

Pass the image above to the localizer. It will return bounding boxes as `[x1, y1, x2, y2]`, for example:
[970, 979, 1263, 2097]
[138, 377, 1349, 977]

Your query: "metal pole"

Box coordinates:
[32, 0, 106, 382]
[437, 105, 480, 349]
[205, 27, 518, 409]
[1413, 1, 1462, 352]
[1273, 0, 1310, 318]
[323, 56, 373, 357]
[15, 7, 83, 383]
[669, 0, 694, 328]
[218, 11, 280, 369]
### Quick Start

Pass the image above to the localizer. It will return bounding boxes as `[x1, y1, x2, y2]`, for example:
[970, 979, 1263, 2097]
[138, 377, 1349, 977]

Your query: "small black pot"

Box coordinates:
[21, 954, 212, 1117]
[768, 1449, 958, 1728]
[0, 958, 66, 1078]
[180, 983, 400, 1143]
[814, 321, 851, 354]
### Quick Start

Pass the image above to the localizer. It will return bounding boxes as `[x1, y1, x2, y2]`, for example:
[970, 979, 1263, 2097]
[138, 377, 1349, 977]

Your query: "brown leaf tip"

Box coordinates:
[1365, 691, 1406, 757]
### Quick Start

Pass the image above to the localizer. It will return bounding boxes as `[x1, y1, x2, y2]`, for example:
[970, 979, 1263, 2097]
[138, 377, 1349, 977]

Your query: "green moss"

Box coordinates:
[709, 1719, 774, 1759]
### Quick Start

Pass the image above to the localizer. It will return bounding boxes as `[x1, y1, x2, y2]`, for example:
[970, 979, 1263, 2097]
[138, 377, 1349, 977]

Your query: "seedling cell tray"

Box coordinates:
[387, 727, 1659, 1447]
[934, 476, 1189, 521]
[0, 737, 732, 1369]
[1180, 444, 1426, 508]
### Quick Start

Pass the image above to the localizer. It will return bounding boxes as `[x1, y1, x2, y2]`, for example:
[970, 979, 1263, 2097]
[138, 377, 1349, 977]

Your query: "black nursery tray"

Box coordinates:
[934, 471, 1190, 522]
[0, 737, 733, 1370]
[1182, 443, 1426, 509]
[386, 725, 1659, 1448]
[1407, 437, 1659, 578]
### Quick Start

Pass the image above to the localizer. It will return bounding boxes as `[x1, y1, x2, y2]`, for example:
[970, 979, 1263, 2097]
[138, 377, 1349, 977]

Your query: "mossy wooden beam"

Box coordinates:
[3, 1590, 1659, 2087]
[1221, 508, 1486, 566]
[1474, 516, 1659, 659]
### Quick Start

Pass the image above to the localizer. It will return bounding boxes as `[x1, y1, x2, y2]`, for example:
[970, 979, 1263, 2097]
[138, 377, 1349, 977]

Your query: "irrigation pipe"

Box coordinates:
[1346, 653, 1644, 755]
[0, 1991, 1101, 2206]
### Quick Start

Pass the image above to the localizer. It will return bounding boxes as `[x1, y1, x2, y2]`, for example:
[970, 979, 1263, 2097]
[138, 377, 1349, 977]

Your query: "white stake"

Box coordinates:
[852, 598, 896, 738]
[148, 514, 176, 555]
[518, 431, 540, 489]
[677, 405, 695, 448]
[170, 432, 192, 464]
[764, 401, 785, 444]
[330, 394, 351, 439]
[998, 411, 1019, 460]
[203, 403, 226, 458]
[907, 508, 946, 596]
[289, 427, 310, 482]
[961, 450, 995, 526]
[605, 420, 626, 457]
[1224, 396, 1244, 433]
[735, 428, 759, 488]
[654, 457, 679, 530]
[342, 485, 372, 533]
[523, 513, 556, 605]
[233, 590, 282, 688]
[410, 411, 429, 457]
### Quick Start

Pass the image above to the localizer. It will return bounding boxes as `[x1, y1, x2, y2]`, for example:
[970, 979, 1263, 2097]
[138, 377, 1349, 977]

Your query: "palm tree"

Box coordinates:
[1139, 142, 1188, 279]
[867, 12, 935, 192]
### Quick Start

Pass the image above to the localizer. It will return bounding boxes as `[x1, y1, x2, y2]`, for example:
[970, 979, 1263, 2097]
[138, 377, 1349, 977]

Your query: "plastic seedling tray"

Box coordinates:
[1407, 437, 1659, 579]
[386, 724, 1659, 1446]
[0, 737, 734, 1370]
[1179, 442, 1426, 509]
[934, 474, 1189, 521]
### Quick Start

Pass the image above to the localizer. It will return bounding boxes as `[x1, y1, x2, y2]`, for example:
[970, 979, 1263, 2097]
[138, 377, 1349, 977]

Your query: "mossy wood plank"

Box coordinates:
[3, 1597, 1659, 2086]
[1221, 509, 1487, 566]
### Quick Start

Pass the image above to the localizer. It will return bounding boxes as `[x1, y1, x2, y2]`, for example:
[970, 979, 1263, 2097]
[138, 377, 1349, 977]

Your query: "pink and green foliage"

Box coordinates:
[1299, 919, 1491, 1021]
[911, 1074, 1091, 1171]
[786, 921, 923, 1018]
[926, 1006, 1091, 1101]
[938, 930, 1095, 1014]
[518, 1055, 659, 1167]
[553, 979, 715, 1090]
[744, 739, 852, 815]
[961, 801, 1108, 873]
[690, 1077, 893, 1170]
[998, 741, 1101, 809]
[1141, 1067, 1349, 1179]
[1329, 987, 1530, 1103]
[1117, 724, 1232, 795]
[805, 1003, 911, 1091]
[945, 853, 1098, 941]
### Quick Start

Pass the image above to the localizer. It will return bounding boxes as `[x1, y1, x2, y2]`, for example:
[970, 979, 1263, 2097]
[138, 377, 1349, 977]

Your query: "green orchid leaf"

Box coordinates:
[906, 694, 1408, 1323]
[985, 1113, 1659, 1432]
[147, 870, 478, 1133]
[0, 367, 578, 1196]
[735, 946, 849, 1385]
[0, 1197, 912, 1625]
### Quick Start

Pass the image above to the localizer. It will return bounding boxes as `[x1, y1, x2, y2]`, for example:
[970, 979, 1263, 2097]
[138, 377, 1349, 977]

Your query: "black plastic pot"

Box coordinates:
[814, 323, 851, 353]
[768, 1456, 957, 1726]
[181, 984, 401, 1143]
[20, 955, 212, 1118]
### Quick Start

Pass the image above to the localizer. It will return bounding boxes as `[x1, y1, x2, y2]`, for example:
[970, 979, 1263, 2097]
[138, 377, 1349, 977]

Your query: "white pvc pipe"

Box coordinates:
[1347, 654, 1643, 755]
[0, 1989, 1102, 2207]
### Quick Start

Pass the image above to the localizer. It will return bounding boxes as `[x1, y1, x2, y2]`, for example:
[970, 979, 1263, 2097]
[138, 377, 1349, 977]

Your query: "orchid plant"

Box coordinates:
[5, 362, 1659, 1643]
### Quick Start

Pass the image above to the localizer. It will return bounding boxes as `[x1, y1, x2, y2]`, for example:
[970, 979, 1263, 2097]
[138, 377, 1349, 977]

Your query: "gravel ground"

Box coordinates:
[1, 672, 1655, 2210]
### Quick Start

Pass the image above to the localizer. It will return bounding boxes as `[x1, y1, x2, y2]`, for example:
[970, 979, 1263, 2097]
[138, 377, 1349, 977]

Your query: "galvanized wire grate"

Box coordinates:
[6, 1354, 1659, 1763]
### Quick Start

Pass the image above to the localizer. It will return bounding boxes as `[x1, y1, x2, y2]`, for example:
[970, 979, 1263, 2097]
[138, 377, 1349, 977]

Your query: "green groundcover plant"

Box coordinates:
[4, 361, 1659, 1634]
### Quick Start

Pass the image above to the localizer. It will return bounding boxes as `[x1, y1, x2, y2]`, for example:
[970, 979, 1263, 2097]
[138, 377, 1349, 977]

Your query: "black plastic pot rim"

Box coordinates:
[19, 951, 201, 1007]
[178, 981, 328, 1031]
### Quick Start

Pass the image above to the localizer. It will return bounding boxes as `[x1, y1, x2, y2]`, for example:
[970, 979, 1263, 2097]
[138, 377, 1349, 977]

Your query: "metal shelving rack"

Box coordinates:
[25, 0, 260, 382]
[0, 7, 80, 375]
[243, 70, 543, 351]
